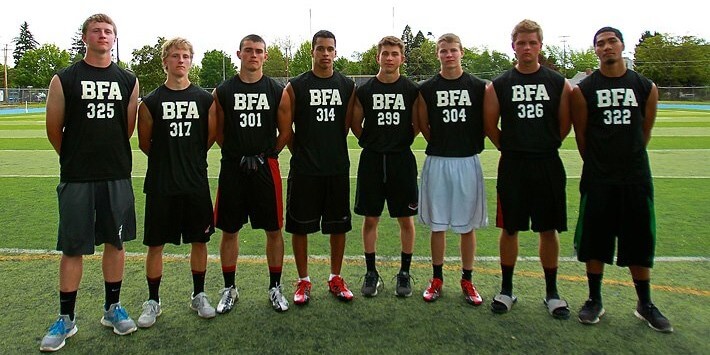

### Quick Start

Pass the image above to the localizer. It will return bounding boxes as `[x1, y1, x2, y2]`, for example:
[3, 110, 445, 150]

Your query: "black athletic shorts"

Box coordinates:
[495, 152, 567, 234]
[215, 157, 283, 233]
[143, 190, 214, 246]
[56, 179, 136, 256]
[285, 173, 351, 235]
[574, 182, 656, 267]
[354, 149, 418, 218]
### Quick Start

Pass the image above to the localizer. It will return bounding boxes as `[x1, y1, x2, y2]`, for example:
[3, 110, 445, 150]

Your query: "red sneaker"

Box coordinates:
[423, 278, 443, 302]
[461, 279, 483, 306]
[293, 280, 312, 305]
[327, 276, 354, 302]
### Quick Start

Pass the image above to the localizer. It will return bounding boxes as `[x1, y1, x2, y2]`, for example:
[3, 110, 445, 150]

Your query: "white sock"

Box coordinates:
[328, 274, 339, 281]
[299, 276, 311, 282]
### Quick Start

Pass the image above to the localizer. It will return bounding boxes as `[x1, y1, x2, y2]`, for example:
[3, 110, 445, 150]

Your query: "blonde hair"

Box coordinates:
[511, 19, 543, 42]
[161, 37, 194, 73]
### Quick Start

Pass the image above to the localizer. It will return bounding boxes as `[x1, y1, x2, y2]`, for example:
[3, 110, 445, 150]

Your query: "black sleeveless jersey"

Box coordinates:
[419, 73, 486, 157]
[57, 60, 136, 182]
[356, 76, 419, 153]
[578, 69, 653, 185]
[493, 66, 565, 153]
[289, 71, 355, 176]
[215, 75, 284, 161]
[141, 84, 213, 195]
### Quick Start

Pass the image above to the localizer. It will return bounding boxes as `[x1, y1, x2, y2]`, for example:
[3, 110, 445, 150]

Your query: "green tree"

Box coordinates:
[405, 39, 438, 79]
[189, 65, 201, 86]
[568, 48, 598, 75]
[263, 44, 288, 77]
[130, 37, 166, 95]
[412, 31, 426, 49]
[14, 44, 70, 87]
[334, 56, 355, 74]
[401, 25, 414, 59]
[354, 45, 379, 75]
[200, 50, 236, 88]
[462, 48, 512, 80]
[290, 41, 312, 76]
[634, 33, 710, 86]
[13, 22, 39, 66]
[69, 26, 86, 63]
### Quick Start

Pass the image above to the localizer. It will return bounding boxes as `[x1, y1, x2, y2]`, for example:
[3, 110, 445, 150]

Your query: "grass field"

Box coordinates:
[1, 107, 709, 354]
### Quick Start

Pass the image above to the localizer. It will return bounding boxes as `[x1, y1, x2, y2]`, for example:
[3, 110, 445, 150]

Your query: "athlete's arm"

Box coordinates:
[137, 101, 153, 155]
[344, 86, 356, 135]
[415, 93, 430, 142]
[351, 94, 364, 139]
[126, 79, 140, 138]
[411, 96, 421, 137]
[482, 82, 502, 150]
[207, 100, 217, 149]
[570, 86, 588, 159]
[643, 83, 659, 146]
[45, 75, 65, 155]
[558, 79, 573, 140]
[285, 83, 296, 151]
[212, 89, 225, 148]
[275, 89, 293, 153]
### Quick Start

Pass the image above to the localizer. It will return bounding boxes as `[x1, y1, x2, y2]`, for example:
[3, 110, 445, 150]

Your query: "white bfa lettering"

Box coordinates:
[596, 88, 638, 108]
[511, 84, 550, 102]
[162, 101, 199, 119]
[436, 90, 471, 107]
[310, 89, 343, 106]
[81, 81, 123, 100]
[234, 93, 270, 110]
[372, 93, 405, 110]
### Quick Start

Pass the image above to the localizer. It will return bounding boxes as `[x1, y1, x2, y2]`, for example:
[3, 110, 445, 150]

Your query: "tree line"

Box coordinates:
[3, 22, 709, 96]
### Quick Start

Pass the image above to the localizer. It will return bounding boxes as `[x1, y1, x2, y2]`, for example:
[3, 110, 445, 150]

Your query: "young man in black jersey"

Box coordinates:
[571, 27, 672, 332]
[42, 13, 140, 352]
[483, 19, 572, 319]
[135, 37, 217, 328]
[213, 34, 292, 313]
[416, 34, 487, 306]
[285, 30, 356, 304]
[352, 36, 419, 298]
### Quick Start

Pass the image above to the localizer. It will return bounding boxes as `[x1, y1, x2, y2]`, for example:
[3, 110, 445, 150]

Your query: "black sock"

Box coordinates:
[269, 266, 283, 289]
[433, 264, 443, 281]
[192, 270, 206, 296]
[400, 252, 412, 273]
[59, 290, 77, 321]
[147, 276, 161, 302]
[461, 268, 473, 282]
[104, 280, 122, 310]
[365, 252, 376, 273]
[633, 279, 651, 306]
[501, 264, 514, 296]
[222, 265, 236, 288]
[587, 272, 603, 303]
[543, 267, 559, 299]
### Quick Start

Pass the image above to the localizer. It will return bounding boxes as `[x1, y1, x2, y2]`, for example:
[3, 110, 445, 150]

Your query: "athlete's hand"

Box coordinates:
[240, 154, 264, 173]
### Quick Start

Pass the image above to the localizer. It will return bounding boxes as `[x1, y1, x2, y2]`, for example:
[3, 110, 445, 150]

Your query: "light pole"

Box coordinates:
[222, 54, 226, 81]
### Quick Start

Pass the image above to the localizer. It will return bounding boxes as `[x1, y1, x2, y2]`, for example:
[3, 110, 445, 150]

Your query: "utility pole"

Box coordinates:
[3, 43, 8, 104]
[560, 35, 569, 76]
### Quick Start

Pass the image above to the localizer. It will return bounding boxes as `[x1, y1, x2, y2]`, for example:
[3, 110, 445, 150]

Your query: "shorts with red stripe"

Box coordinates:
[215, 157, 284, 233]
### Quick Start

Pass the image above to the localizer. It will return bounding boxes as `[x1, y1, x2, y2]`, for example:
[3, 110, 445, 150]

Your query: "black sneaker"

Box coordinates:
[361, 271, 383, 297]
[578, 299, 605, 324]
[395, 271, 413, 297]
[635, 302, 673, 333]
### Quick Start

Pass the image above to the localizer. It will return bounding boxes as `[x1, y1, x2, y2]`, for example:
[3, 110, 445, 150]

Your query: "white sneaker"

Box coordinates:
[190, 292, 216, 319]
[269, 285, 290, 312]
[137, 300, 161, 328]
[216, 286, 239, 314]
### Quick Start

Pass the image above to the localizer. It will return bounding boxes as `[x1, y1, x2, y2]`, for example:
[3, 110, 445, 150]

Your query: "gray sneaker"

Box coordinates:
[137, 300, 162, 328]
[635, 302, 673, 333]
[395, 271, 413, 297]
[40, 315, 77, 352]
[101, 303, 137, 335]
[269, 285, 290, 312]
[361, 270, 383, 297]
[578, 299, 605, 325]
[191, 292, 216, 319]
[216, 286, 239, 314]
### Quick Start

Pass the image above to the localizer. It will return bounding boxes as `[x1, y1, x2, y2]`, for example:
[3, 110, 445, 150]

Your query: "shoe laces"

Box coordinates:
[295, 280, 311, 293]
[394, 272, 415, 287]
[426, 278, 443, 293]
[113, 305, 130, 321]
[48, 317, 68, 336]
[143, 301, 159, 314]
[329, 276, 348, 293]
[461, 280, 478, 297]
[363, 272, 382, 288]
[270, 285, 284, 299]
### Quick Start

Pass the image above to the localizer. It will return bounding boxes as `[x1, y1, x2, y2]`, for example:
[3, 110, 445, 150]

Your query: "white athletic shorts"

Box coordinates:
[418, 155, 488, 233]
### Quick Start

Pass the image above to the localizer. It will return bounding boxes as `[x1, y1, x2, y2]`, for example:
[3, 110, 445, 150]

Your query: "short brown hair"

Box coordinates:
[82, 13, 117, 36]
[512, 19, 543, 42]
[377, 36, 405, 55]
[437, 33, 462, 51]
[240, 34, 266, 50]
